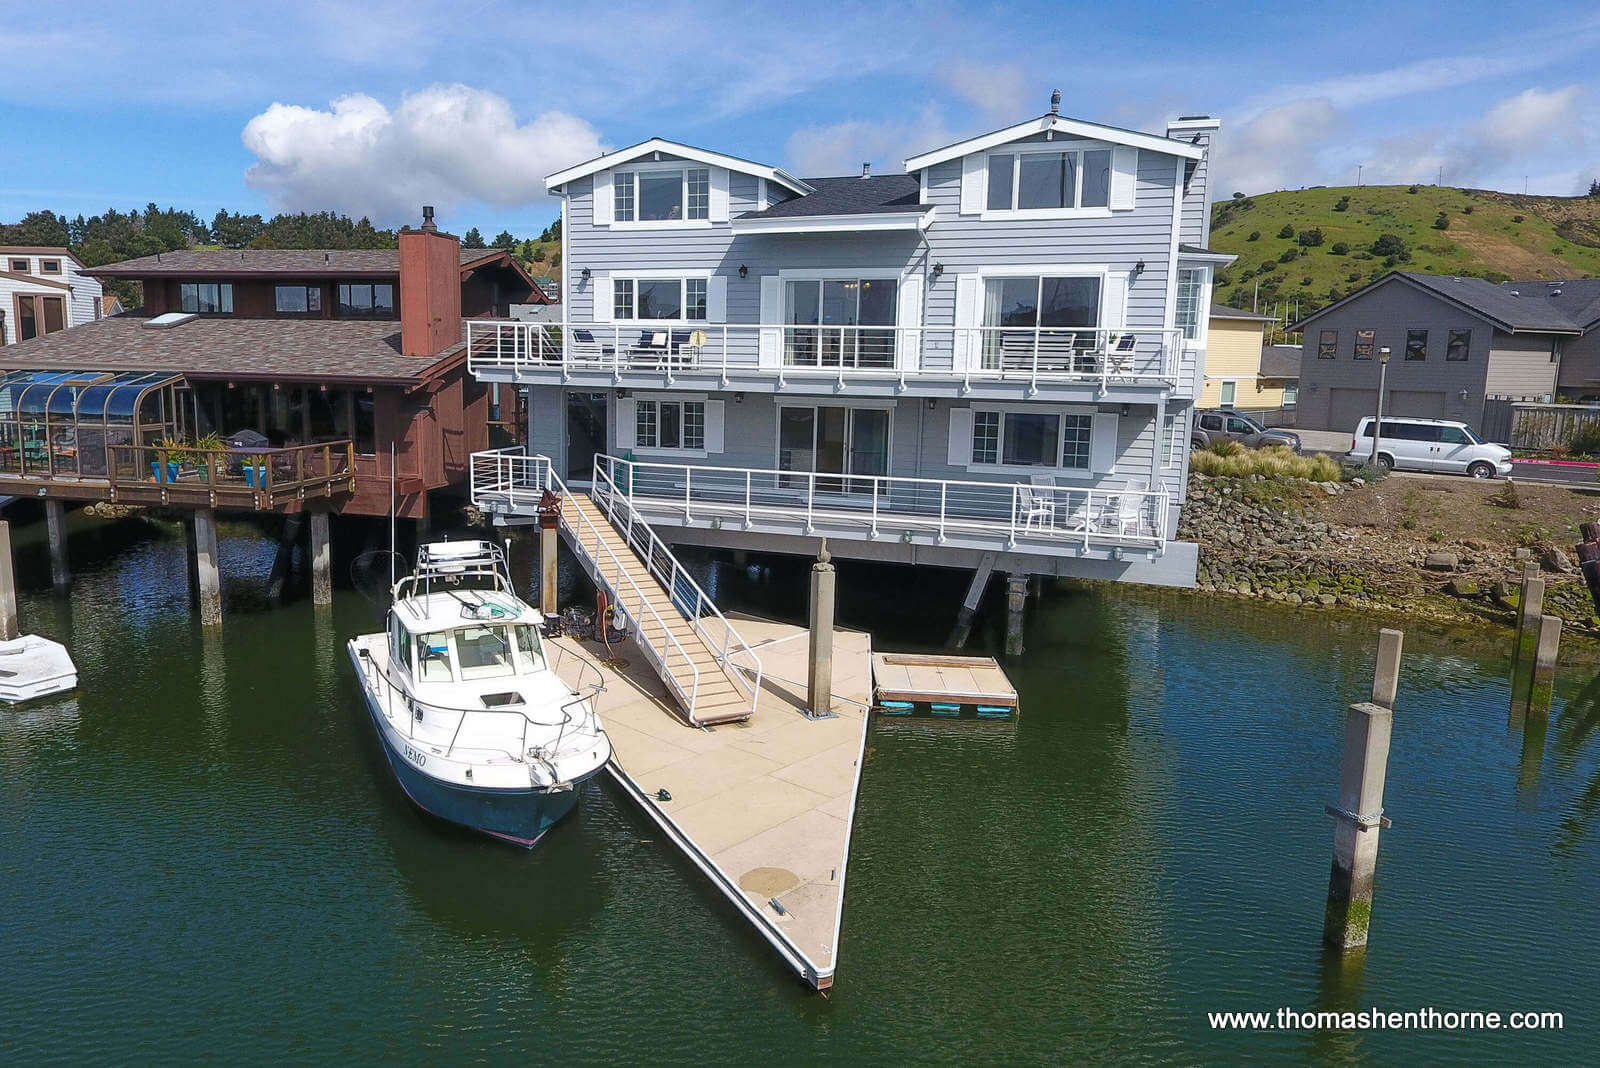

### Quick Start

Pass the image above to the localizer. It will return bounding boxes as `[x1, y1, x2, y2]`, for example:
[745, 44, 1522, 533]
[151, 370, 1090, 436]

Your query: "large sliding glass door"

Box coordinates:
[778, 405, 890, 492]
[784, 278, 898, 369]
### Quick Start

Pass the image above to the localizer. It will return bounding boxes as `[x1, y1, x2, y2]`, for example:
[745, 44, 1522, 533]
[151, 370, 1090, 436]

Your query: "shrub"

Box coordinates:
[1488, 478, 1523, 510]
[1233, 191, 1245, 200]
[1331, 242, 1350, 255]
[1433, 213, 1450, 230]
[1204, 438, 1246, 457]
[1214, 272, 1233, 287]
[1300, 276, 1314, 286]
[1278, 247, 1299, 263]
[1297, 228, 1324, 247]
[1258, 261, 1276, 275]
[1565, 421, 1600, 457]
[1408, 185, 1420, 194]
[1277, 224, 1295, 239]
[1334, 196, 1351, 212]
[1513, 214, 1525, 223]
[1190, 445, 1343, 481]
[1371, 233, 1407, 257]
[1247, 230, 1261, 242]
[1346, 461, 1389, 483]
[1462, 205, 1474, 214]
[1325, 286, 1344, 301]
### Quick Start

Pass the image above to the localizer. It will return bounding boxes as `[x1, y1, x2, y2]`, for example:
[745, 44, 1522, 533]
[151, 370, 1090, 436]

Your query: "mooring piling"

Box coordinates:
[309, 512, 333, 606]
[194, 507, 223, 627]
[1532, 614, 1562, 708]
[806, 539, 836, 718]
[1004, 573, 1027, 657]
[44, 499, 69, 594]
[0, 520, 18, 642]
[1323, 628, 1401, 951]
[537, 489, 561, 617]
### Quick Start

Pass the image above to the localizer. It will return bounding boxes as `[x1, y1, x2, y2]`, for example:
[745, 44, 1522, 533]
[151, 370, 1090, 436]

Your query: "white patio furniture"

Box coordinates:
[1017, 478, 1056, 531]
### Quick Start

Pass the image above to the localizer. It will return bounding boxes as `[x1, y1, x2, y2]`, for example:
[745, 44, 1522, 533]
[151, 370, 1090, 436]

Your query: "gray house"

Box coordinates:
[468, 102, 1228, 590]
[1289, 272, 1600, 434]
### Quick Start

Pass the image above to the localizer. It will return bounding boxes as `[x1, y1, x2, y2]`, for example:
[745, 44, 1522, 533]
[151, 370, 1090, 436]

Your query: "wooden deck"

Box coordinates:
[561, 492, 755, 725]
[871, 651, 1018, 708]
[547, 617, 872, 990]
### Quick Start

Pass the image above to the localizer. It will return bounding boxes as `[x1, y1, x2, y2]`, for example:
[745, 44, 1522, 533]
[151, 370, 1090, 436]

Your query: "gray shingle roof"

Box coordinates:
[84, 247, 495, 277]
[1259, 344, 1301, 378]
[737, 175, 924, 219]
[1209, 307, 1275, 322]
[1396, 272, 1582, 333]
[0, 314, 461, 383]
[1505, 277, 1600, 330]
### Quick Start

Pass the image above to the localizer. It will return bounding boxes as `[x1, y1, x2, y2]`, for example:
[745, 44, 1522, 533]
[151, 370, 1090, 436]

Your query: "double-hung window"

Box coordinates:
[1405, 329, 1427, 361]
[1353, 329, 1375, 361]
[635, 398, 705, 451]
[1318, 329, 1338, 359]
[180, 282, 234, 314]
[986, 147, 1112, 212]
[1446, 329, 1471, 362]
[971, 408, 1093, 471]
[613, 167, 711, 223]
[1175, 269, 1205, 340]
[612, 277, 707, 321]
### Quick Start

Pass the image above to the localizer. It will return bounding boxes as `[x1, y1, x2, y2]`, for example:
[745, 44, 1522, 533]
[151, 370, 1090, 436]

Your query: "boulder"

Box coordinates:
[1447, 577, 1480, 597]
[1540, 545, 1574, 574]
[1424, 552, 1459, 571]
[1316, 593, 1337, 606]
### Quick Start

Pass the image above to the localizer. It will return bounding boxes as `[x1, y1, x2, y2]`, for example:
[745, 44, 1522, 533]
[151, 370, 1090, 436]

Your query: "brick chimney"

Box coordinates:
[399, 205, 462, 357]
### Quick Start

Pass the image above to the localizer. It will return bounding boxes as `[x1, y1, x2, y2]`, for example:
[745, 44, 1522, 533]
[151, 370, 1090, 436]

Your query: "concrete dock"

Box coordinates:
[546, 616, 873, 991]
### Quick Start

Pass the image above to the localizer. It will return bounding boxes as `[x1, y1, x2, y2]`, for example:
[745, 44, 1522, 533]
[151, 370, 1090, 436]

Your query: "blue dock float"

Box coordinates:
[870, 652, 1020, 721]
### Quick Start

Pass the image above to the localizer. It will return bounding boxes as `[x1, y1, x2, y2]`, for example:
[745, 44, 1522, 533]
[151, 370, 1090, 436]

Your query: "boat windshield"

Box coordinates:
[513, 623, 547, 672]
[413, 631, 455, 683]
[457, 624, 517, 680]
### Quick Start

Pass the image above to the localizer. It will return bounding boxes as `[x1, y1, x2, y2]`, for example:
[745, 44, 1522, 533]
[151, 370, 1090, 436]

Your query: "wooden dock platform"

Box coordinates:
[871, 651, 1018, 710]
[546, 616, 872, 991]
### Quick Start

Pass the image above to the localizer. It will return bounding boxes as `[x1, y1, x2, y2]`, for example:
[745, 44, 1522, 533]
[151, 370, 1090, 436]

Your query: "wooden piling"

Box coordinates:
[0, 520, 18, 642]
[1531, 614, 1562, 709]
[44, 499, 69, 594]
[194, 507, 222, 627]
[1323, 631, 1401, 950]
[309, 511, 332, 606]
[1003, 574, 1027, 658]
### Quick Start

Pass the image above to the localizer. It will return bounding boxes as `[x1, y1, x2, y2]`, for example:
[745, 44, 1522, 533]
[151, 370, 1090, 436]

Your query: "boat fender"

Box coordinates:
[657, 787, 672, 802]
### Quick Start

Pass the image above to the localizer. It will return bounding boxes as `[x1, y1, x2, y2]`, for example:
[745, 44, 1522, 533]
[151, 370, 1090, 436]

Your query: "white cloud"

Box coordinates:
[241, 84, 605, 224]
[1210, 98, 1343, 196]
[784, 108, 954, 178]
[944, 61, 1029, 123]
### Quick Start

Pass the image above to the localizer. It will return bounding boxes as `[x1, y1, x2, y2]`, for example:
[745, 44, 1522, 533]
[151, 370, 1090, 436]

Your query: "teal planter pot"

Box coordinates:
[151, 461, 180, 483]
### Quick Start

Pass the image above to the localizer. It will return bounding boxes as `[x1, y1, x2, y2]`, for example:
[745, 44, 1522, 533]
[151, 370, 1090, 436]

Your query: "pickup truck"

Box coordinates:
[1191, 410, 1303, 453]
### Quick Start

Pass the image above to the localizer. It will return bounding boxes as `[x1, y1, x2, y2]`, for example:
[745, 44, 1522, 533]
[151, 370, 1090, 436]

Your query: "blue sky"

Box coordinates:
[3, 0, 1600, 238]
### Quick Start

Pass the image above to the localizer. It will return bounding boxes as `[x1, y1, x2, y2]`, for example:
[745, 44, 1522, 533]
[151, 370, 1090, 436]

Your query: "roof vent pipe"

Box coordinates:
[861, 162, 870, 179]
[1050, 89, 1061, 115]
[421, 205, 437, 233]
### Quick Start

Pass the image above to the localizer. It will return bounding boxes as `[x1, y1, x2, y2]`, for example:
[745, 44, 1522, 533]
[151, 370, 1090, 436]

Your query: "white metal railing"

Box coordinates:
[471, 447, 762, 724]
[465, 320, 1182, 394]
[596, 454, 1169, 553]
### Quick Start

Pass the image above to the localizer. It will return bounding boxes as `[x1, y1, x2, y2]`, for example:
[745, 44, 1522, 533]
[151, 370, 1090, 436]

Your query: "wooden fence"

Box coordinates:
[1502, 403, 1600, 450]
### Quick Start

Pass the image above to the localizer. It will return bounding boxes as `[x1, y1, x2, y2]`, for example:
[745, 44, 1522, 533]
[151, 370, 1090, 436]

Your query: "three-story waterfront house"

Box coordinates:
[469, 103, 1228, 589]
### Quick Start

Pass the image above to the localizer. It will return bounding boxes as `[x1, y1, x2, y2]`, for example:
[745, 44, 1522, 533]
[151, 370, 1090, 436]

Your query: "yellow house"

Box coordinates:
[1200, 308, 1299, 412]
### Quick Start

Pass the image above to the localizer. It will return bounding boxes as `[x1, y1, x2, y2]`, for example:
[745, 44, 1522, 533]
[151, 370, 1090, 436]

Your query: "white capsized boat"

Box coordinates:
[347, 540, 609, 847]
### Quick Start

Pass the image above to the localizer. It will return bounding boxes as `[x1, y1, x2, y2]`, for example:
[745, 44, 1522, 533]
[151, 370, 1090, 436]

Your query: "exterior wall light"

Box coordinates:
[932, 262, 945, 279]
[738, 264, 748, 278]
[1133, 260, 1146, 275]
[581, 267, 591, 280]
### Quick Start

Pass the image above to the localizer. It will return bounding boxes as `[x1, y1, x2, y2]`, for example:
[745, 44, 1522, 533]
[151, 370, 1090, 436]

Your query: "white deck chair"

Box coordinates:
[1017, 477, 1056, 531]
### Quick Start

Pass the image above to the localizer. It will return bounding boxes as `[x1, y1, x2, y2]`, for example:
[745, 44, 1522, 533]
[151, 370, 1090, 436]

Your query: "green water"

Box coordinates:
[3, 515, 1598, 1063]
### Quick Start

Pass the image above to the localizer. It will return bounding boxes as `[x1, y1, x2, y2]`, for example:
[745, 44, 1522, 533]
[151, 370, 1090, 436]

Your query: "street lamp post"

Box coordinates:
[1370, 346, 1391, 466]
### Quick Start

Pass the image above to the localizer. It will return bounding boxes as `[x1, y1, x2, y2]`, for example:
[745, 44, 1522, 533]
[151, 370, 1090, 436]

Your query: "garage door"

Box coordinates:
[1388, 390, 1446, 419]
[1327, 388, 1378, 435]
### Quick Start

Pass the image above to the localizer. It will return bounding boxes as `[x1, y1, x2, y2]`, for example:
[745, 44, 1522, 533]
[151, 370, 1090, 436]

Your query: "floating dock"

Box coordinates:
[870, 651, 1018, 713]
[546, 617, 872, 991]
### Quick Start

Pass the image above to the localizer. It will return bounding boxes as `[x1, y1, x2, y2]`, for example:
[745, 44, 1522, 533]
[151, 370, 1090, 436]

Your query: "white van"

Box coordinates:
[1344, 417, 1512, 478]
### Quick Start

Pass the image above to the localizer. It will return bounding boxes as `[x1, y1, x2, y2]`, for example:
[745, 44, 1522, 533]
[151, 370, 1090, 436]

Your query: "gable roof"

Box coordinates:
[1209, 307, 1275, 322]
[1289, 271, 1586, 335]
[903, 113, 1206, 172]
[83, 247, 502, 278]
[1259, 345, 1301, 378]
[545, 137, 812, 197]
[737, 175, 924, 219]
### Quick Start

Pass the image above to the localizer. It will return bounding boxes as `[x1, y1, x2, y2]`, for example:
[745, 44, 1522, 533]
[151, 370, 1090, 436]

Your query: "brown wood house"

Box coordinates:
[0, 212, 535, 520]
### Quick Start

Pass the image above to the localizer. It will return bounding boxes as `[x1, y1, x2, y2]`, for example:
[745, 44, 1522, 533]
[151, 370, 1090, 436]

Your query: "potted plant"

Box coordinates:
[244, 452, 269, 488]
[152, 436, 187, 483]
[192, 432, 224, 481]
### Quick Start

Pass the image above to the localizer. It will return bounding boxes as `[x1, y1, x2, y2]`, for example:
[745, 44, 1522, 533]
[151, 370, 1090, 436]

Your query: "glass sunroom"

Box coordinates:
[0, 371, 184, 479]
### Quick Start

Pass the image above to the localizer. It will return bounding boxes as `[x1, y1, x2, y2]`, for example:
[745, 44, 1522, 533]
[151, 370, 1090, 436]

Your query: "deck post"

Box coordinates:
[44, 499, 69, 593]
[194, 507, 223, 627]
[1323, 629, 1401, 950]
[948, 552, 996, 649]
[0, 520, 18, 642]
[1003, 573, 1027, 657]
[538, 499, 560, 618]
[309, 511, 332, 606]
[806, 539, 836, 719]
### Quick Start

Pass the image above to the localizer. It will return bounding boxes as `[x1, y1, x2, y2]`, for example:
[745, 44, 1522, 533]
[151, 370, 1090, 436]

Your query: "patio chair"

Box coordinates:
[1099, 479, 1150, 536]
[1104, 332, 1138, 376]
[568, 329, 613, 364]
[1016, 479, 1056, 531]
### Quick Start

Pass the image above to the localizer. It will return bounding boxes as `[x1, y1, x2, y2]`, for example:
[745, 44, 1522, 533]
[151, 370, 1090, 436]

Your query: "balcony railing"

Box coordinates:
[465, 320, 1183, 394]
[582, 454, 1168, 553]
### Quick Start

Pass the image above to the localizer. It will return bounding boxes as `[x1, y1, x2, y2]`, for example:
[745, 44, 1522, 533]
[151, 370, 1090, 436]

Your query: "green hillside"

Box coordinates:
[1208, 185, 1600, 322]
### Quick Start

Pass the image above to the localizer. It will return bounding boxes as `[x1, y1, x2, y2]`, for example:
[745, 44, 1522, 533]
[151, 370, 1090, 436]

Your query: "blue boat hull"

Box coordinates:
[362, 689, 595, 849]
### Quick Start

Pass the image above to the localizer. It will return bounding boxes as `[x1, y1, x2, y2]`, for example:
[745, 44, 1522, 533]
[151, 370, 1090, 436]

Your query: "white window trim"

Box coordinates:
[609, 160, 714, 229]
[979, 141, 1115, 221]
[1218, 380, 1239, 406]
[612, 271, 713, 324]
[973, 265, 1112, 331]
[964, 401, 1100, 479]
[633, 392, 710, 458]
[1176, 266, 1212, 349]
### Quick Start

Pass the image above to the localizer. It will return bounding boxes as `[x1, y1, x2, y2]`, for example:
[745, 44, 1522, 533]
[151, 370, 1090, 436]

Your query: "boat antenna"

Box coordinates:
[389, 441, 397, 591]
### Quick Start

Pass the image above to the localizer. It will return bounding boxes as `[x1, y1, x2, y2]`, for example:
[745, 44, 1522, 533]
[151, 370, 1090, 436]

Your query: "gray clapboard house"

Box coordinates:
[468, 101, 1227, 591]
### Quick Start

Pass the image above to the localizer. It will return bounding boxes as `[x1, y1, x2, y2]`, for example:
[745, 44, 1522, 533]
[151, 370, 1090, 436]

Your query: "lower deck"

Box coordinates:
[545, 616, 872, 990]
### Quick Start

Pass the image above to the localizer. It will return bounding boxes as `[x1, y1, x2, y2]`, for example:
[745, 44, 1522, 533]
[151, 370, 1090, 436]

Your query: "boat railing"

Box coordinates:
[392, 540, 517, 605]
[355, 647, 599, 771]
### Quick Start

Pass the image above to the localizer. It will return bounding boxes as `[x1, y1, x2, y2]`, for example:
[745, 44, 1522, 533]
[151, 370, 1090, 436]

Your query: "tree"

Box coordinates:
[531, 246, 546, 262]
[463, 227, 486, 249]
[1433, 213, 1450, 230]
[1331, 242, 1350, 255]
[539, 218, 561, 242]
[1278, 247, 1299, 263]
[1277, 224, 1294, 239]
[1333, 196, 1350, 212]
[1296, 228, 1324, 247]
[492, 229, 516, 250]
[1246, 230, 1260, 242]
[1232, 191, 1245, 200]
[1370, 233, 1407, 257]
[1590, 179, 1600, 197]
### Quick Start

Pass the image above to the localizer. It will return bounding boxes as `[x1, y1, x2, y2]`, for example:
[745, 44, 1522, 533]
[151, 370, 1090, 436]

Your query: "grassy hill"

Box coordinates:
[1208, 185, 1600, 324]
